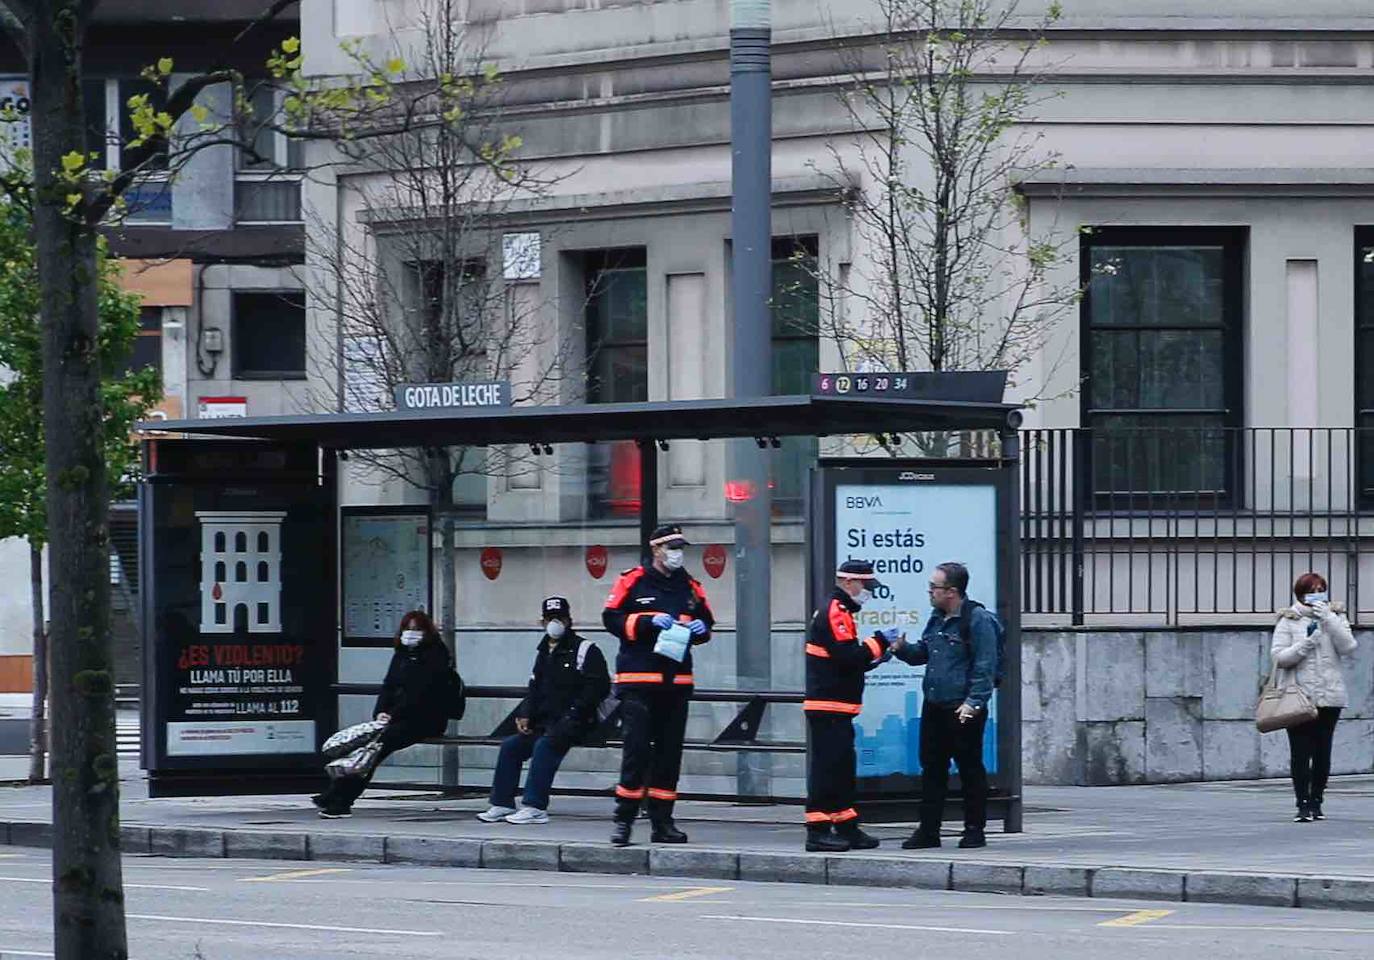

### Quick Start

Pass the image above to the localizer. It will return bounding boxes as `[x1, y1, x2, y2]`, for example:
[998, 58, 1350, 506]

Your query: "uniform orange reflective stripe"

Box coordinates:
[605, 568, 644, 608]
[804, 811, 832, 824]
[802, 699, 862, 715]
[615, 784, 646, 799]
[804, 643, 831, 659]
[615, 672, 664, 684]
[864, 637, 883, 659]
[624, 612, 644, 640]
[832, 808, 859, 823]
[647, 788, 677, 801]
[672, 674, 695, 685]
[828, 599, 856, 641]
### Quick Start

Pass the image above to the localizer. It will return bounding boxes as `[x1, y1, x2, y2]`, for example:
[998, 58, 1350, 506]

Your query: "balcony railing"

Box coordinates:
[1022, 427, 1374, 627]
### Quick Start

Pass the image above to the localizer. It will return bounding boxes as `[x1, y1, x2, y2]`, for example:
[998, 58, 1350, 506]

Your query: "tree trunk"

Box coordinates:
[30, 4, 129, 957]
[28, 542, 47, 783]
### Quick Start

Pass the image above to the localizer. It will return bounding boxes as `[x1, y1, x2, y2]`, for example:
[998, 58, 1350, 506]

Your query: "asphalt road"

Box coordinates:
[0, 851, 1371, 960]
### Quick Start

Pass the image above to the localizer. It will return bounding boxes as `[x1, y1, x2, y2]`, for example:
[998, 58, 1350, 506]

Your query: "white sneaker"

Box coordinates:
[477, 805, 517, 823]
[504, 806, 550, 825]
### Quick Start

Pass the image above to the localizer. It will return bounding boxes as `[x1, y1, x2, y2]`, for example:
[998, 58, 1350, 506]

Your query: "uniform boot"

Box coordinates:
[805, 824, 850, 853]
[610, 820, 633, 847]
[835, 821, 881, 850]
[650, 818, 689, 843]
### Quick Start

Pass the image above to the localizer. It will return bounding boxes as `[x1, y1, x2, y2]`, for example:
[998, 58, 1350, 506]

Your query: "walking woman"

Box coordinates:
[1272, 572, 1358, 822]
[315, 611, 453, 818]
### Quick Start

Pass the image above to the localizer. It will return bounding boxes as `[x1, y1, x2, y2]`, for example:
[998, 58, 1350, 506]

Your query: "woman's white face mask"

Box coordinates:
[662, 548, 685, 571]
[400, 629, 424, 648]
[855, 588, 874, 607]
[545, 620, 567, 640]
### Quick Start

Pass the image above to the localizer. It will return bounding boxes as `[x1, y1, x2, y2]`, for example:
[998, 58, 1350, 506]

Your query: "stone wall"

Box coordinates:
[1022, 629, 1374, 785]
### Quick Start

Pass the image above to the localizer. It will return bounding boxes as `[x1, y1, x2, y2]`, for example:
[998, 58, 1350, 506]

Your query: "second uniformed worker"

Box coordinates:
[603, 524, 715, 846]
[803, 560, 898, 852]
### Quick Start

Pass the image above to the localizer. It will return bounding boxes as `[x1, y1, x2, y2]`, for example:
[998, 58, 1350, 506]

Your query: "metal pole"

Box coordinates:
[729, 0, 773, 800]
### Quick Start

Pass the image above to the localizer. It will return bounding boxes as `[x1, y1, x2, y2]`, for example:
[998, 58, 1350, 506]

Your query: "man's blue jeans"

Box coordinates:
[489, 733, 571, 810]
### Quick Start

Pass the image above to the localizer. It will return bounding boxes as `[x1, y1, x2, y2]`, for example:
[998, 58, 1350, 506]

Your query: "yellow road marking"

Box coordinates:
[1100, 909, 1174, 927]
[641, 885, 733, 902]
[241, 867, 351, 883]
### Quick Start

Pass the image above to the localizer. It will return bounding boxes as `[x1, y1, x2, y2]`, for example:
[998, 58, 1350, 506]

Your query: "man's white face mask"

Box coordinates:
[400, 629, 424, 648]
[545, 620, 567, 640]
[662, 548, 685, 571]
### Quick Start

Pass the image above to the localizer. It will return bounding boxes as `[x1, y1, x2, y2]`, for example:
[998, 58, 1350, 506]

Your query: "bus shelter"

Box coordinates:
[138, 380, 1025, 829]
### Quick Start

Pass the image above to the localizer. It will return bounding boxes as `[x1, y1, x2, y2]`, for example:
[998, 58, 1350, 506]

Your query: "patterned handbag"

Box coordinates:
[1255, 658, 1318, 733]
[321, 719, 388, 759]
[325, 737, 387, 779]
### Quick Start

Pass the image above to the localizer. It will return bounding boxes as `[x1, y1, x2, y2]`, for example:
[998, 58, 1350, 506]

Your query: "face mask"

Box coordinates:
[545, 620, 567, 640]
[400, 629, 424, 648]
[855, 588, 873, 607]
[1304, 592, 1329, 606]
[662, 549, 684, 571]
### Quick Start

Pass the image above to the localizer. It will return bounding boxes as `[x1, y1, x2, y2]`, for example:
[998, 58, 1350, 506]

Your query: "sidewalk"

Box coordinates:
[2, 767, 1372, 911]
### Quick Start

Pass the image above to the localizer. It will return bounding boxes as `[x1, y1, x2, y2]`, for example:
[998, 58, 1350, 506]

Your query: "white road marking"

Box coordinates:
[128, 914, 440, 937]
[0, 951, 55, 958]
[702, 915, 1013, 936]
[1142, 923, 1374, 935]
[0, 875, 206, 892]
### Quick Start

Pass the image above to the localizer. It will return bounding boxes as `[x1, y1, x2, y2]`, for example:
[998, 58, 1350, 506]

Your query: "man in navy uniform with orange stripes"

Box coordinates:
[603, 524, 714, 846]
[803, 559, 898, 852]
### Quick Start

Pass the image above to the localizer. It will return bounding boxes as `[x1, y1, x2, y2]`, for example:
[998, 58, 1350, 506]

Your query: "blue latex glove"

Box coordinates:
[878, 627, 904, 645]
[651, 613, 675, 630]
[686, 619, 708, 637]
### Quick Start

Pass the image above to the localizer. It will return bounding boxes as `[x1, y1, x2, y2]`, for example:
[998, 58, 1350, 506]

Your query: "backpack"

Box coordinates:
[442, 657, 467, 721]
[577, 639, 619, 723]
[958, 599, 1007, 688]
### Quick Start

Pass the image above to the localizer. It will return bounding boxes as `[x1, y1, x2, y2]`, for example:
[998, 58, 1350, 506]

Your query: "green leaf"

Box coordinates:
[281, 36, 301, 54]
[157, 57, 174, 76]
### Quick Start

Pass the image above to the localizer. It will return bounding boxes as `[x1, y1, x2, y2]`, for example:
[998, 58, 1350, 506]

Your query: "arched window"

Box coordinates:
[235, 531, 248, 553]
[233, 604, 249, 632]
[214, 532, 226, 552]
[257, 561, 269, 582]
[214, 561, 226, 582]
[258, 531, 270, 553]
[235, 561, 247, 582]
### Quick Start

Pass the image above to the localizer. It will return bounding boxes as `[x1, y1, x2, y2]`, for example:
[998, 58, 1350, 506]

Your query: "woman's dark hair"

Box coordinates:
[394, 610, 441, 649]
[1293, 572, 1328, 601]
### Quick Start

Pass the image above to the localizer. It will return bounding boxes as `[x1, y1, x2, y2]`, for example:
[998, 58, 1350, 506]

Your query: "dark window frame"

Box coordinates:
[1079, 226, 1247, 507]
[232, 290, 307, 380]
[770, 236, 820, 517]
[1353, 227, 1374, 503]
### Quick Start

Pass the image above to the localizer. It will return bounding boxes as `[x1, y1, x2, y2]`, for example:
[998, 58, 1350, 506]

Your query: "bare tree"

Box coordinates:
[814, 0, 1077, 408]
[309, 0, 566, 652]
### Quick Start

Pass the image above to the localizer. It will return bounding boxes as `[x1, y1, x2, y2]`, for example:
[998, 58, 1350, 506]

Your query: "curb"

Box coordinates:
[3, 820, 1371, 912]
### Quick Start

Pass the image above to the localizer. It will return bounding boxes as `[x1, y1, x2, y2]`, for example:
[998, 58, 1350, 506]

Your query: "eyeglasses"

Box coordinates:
[928, 581, 950, 591]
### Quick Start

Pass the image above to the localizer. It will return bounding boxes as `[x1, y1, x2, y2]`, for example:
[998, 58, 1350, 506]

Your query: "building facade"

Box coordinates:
[0, 3, 306, 693]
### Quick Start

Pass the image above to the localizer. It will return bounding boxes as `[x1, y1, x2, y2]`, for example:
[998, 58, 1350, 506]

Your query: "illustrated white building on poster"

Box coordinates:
[196, 511, 287, 633]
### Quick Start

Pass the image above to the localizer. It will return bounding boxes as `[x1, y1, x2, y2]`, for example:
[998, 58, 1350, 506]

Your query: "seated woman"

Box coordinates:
[315, 610, 452, 818]
[477, 596, 611, 824]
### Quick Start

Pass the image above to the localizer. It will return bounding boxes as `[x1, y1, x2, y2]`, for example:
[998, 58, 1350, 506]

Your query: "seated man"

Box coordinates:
[477, 597, 611, 824]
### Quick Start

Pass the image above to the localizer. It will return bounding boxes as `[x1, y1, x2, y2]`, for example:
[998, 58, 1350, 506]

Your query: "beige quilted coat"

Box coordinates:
[1270, 602, 1358, 708]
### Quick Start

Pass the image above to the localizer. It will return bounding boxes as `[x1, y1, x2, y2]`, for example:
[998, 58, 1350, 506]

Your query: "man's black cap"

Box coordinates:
[542, 596, 571, 619]
[837, 559, 884, 589]
[649, 524, 690, 548]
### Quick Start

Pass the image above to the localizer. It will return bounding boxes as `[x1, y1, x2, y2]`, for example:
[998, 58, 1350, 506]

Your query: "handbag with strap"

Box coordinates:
[1255, 657, 1318, 733]
[321, 719, 388, 759]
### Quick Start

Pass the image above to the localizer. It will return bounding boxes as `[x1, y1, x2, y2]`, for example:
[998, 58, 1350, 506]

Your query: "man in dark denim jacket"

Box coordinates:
[890, 561, 997, 849]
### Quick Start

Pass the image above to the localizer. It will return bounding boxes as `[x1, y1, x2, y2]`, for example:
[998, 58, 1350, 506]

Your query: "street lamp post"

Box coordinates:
[729, 0, 772, 799]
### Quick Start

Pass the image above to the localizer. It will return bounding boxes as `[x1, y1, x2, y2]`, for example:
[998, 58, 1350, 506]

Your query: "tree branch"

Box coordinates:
[0, 1, 29, 50]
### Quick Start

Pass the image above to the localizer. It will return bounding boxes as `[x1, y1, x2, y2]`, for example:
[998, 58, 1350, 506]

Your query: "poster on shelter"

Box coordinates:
[834, 480, 999, 778]
[341, 511, 430, 641]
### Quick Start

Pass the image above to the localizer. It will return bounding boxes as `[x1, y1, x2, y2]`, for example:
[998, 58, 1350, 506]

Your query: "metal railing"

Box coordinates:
[1022, 427, 1374, 626]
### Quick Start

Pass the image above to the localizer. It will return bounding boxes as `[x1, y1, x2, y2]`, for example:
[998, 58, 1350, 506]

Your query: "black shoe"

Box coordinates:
[310, 793, 327, 810]
[317, 806, 351, 819]
[610, 821, 633, 846]
[836, 826, 880, 850]
[958, 830, 987, 849]
[805, 830, 851, 853]
[1293, 805, 1313, 823]
[901, 831, 941, 850]
[1312, 802, 1325, 821]
[650, 821, 689, 844]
